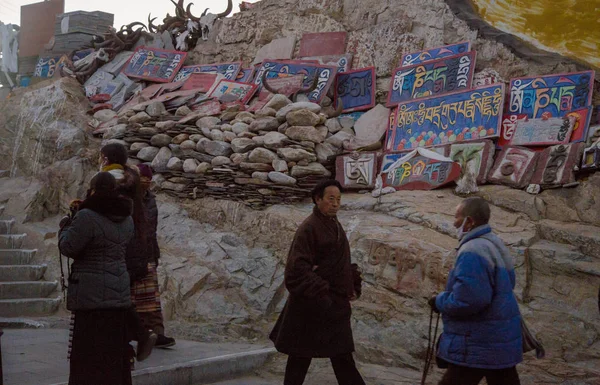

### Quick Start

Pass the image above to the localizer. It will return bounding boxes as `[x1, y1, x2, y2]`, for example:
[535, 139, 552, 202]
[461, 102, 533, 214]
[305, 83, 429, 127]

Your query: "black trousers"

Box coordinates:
[284, 353, 366, 385]
[439, 364, 521, 385]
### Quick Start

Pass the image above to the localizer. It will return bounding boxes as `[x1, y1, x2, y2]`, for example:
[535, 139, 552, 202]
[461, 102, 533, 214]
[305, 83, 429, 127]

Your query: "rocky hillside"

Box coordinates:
[196, 0, 600, 105]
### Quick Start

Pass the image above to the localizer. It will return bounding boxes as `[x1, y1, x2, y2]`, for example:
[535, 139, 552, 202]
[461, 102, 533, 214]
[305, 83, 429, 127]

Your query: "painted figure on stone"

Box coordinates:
[270, 180, 366, 385]
[429, 197, 523, 385]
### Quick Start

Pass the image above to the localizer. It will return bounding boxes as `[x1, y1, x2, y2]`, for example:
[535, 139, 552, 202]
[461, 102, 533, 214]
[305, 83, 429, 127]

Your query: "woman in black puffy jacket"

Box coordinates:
[59, 172, 134, 385]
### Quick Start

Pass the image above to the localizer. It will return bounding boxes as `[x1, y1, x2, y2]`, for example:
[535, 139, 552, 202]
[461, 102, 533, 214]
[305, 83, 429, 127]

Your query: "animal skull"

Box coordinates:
[198, 13, 218, 41]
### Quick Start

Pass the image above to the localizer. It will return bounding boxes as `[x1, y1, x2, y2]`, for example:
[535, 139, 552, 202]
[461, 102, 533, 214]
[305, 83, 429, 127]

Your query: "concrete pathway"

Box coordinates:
[2, 329, 274, 385]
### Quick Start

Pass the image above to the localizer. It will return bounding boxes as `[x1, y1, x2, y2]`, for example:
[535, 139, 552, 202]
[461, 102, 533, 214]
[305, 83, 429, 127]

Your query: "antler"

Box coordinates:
[148, 14, 158, 33]
[216, 0, 233, 18]
[291, 73, 320, 101]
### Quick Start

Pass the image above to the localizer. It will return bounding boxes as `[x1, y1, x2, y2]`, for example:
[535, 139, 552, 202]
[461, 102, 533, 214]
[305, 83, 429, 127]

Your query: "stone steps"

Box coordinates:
[0, 234, 27, 249]
[0, 264, 47, 281]
[537, 220, 600, 258]
[0, 297, 61, 317]
[0, 249, 37, 265]
[0, 207, 61, 318]
[0, 219, 15, 234]
[0, 281, 58, 299]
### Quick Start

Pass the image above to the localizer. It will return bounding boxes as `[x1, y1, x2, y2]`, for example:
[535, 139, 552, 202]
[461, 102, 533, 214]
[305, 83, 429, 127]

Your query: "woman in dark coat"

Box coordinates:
[132, 164, 175, 348]
[99, 143, 157, 360]
[269, 179, 365, 385]
[59, 172, 135, 385]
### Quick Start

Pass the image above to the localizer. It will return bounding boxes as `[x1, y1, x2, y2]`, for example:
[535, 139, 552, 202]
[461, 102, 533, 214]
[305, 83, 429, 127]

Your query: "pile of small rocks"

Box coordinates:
[94, 94, 359, 208]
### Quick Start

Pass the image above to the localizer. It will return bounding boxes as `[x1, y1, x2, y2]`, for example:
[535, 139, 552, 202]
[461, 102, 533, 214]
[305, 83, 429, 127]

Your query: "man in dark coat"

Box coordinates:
[269, 179, 365, 385]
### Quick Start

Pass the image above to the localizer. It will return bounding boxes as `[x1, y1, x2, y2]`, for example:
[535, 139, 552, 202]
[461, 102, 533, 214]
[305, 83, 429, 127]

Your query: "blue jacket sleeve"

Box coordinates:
[436, 252, 494, 317]
[58, 210, 95, 260]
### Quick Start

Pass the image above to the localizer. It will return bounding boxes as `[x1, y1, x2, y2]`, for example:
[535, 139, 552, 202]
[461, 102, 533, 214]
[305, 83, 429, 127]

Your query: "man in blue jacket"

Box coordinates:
[429, 197, 522, 385]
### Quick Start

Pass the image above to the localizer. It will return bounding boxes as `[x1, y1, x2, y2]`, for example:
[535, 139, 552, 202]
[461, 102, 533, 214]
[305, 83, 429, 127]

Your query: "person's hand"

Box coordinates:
[428, 295, 439, 313]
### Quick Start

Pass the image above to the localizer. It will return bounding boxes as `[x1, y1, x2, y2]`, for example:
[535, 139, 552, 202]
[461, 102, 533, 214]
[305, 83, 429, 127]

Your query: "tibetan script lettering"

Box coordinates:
[392, 84, 504, 151]
[387, 51, 476, 106]
[123, 47, 187, 83]
[508, 71, 594, 118]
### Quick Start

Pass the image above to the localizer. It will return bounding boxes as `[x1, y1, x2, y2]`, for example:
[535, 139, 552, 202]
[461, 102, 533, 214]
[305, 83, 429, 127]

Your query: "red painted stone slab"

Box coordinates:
[531, 142, 584, 187]
[487, 146, 539, 188]
[191, 99, 222, 115]
[380, 150, 461, 191]
[446, 140, 495, 184]
[181, 73, 219, 92]
[122, 47, 187, 83]
[208, 80, 258, 104]
[510, 115, 575, 146]
[335, 152, 378, 189]
[298, 32, 348, 57]
[258, 74, 305, 101]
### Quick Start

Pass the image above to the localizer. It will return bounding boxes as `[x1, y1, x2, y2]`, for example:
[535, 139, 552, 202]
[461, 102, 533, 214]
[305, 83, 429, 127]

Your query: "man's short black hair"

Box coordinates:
[460, 197, 491, 226]
[311, 179, 342, 204]
[101, 143, 128, 166]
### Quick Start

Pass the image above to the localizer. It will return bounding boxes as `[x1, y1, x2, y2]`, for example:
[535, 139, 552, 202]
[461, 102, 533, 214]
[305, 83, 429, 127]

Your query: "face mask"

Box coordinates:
[456, 218, 468, 240]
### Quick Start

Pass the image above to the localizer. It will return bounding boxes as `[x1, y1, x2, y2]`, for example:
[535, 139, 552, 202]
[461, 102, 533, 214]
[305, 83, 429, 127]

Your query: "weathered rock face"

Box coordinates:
[191, 0, 590, 106]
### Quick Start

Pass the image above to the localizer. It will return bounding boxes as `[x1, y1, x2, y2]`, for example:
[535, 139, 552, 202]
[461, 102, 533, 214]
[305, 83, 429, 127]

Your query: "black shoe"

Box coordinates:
[155, 334, 176, 348]
[136, 331, 157, 361]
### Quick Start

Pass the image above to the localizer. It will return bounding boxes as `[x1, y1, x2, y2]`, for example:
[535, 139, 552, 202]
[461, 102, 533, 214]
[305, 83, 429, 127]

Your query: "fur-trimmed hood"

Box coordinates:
[79, 194, 133, 223]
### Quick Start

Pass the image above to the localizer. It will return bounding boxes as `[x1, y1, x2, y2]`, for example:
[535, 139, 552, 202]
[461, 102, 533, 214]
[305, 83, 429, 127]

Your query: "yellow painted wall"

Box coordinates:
[470, 0, 600, 69]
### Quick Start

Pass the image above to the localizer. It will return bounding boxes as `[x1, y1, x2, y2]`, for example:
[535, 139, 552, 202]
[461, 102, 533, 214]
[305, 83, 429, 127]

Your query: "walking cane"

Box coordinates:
[421, 308, 440, 385]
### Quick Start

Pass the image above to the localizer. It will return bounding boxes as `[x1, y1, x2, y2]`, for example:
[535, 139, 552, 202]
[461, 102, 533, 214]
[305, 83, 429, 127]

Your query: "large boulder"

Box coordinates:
[286, 109, 321, 127]
[137, 146, 160, 161]
[204, 141, 232, 157]
[150, 134, 172, 147]
[167, 157, 184, 171]
[248, 117, 280, 132]
[262, 132, 289, 149]
[231, 138, 259, 153]
[183, 158, 199, 173]
[268, 171, 297, 185]
[285, 126, 326, 143]
[232, 122, 250, 135]
[129, 111, 152, 124]
[248, 148, 279, 164]
[151, 147, 172, 171]
[146, 101, 167, 117]
[315, 142, 339, 163]
[196, 116, 222, 129]
[325, 131, 354, 148]
[265, 94, 292, 111]
[276, 102, 321, 121]
[130, 142, 149, 153]
[277, 148, 317, 163]
[290, 162, 331, 177]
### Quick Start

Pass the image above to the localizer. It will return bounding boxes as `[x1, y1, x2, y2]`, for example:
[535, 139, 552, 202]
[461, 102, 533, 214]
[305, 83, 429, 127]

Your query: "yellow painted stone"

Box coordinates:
[470, 0, 600, 69]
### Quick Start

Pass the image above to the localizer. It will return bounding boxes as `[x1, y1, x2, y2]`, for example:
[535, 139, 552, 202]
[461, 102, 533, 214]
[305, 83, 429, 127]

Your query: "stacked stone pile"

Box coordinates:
[96, 94, 360, 208]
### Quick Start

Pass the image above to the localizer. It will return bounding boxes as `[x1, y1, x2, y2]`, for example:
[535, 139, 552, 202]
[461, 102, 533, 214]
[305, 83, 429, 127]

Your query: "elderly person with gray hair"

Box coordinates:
[429, 197, 523, 385]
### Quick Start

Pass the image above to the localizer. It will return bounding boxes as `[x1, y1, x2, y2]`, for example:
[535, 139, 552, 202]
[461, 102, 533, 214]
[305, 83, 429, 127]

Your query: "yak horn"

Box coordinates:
[261, 70, 280, 94]
[216, 0, 233, 18]
[186, 3, 201, 21]
[201, 7, 209, 16]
